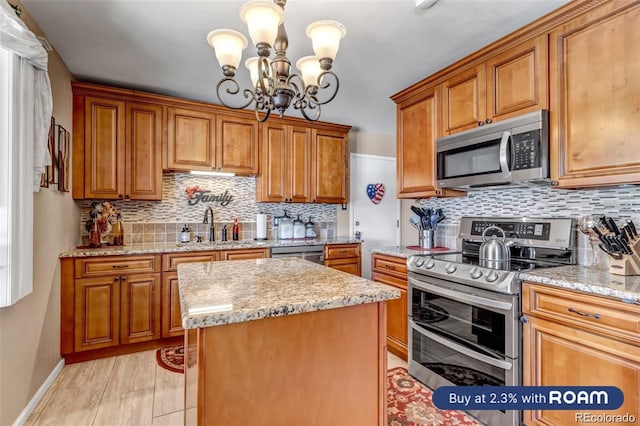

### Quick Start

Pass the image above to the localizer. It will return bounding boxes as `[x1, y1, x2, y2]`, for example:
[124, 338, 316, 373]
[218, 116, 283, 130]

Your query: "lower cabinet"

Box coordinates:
[62, 248, 273, 359]
[323, 243, 361, 276]
[522, 282, 640, 426]
[371, 253, 408, 360]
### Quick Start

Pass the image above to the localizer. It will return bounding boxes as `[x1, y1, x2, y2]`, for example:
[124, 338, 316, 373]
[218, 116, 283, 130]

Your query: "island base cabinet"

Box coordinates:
[185, 302, 388, 426]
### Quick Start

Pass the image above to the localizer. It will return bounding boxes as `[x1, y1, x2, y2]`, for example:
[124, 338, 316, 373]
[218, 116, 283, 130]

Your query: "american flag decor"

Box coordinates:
[366, 183, 385, 204]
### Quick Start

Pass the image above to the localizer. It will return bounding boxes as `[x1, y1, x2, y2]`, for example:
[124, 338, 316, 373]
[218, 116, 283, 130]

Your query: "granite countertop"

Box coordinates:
[370, 245, 453, 259]
[177, 257, 401, 329]
[519, 265, 640, 303]
[59, 237, 360, 258]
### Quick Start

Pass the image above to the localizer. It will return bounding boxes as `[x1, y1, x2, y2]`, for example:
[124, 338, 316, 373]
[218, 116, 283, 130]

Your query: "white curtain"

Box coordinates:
[0, 0, 50, 306]
[0, 0, 53, 191]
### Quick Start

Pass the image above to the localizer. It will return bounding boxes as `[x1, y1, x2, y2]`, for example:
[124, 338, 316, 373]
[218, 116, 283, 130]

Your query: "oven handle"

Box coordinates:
[411, 320, 513, 371]
[499, 131, 512, 175]
[409, 277, 513, 312]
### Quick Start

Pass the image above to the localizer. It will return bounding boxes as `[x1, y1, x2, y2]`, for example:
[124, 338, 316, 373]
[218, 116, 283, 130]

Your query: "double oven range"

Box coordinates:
[407, 216, 575, 426]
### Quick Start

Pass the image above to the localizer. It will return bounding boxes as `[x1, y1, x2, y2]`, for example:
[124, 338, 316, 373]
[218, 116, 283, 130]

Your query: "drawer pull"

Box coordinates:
[568, 307, 601, 319]
[384, 264, 396, 270]
[112, 265, 130, 269]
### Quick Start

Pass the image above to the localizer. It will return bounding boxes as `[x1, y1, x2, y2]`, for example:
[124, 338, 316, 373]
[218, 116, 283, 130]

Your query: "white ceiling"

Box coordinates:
[23, 0, 570, 135]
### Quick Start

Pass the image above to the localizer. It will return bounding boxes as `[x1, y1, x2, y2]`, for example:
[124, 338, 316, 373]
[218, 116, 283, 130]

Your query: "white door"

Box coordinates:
[350, 154, 399, 279]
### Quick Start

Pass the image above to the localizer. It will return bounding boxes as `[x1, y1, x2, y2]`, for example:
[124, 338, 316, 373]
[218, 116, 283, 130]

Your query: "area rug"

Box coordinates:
[155, 348, 482, 425]
[156, 344, 184, 373]
[387, 367, 482, 426]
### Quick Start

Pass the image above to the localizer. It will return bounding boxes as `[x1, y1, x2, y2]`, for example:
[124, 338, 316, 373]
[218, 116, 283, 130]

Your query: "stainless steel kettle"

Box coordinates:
[479, 226, 511, 264]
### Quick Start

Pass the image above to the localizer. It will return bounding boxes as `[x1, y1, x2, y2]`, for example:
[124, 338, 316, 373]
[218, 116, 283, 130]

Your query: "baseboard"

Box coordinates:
[12, 358, 65, 426]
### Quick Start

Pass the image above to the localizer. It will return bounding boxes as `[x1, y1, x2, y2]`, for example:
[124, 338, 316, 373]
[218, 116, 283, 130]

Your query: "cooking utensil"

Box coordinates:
[599, 243, 623, 260]
[411, 206, 425, 218]
[430, 214, 439, 230]
[627, 219, 638, 238]
[607, 217, 621, 235]
[410, 216, 421, 230]
[421, 215, 430, 230]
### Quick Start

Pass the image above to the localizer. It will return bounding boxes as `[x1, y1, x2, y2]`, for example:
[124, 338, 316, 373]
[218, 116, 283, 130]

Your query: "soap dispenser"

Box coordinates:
[180, 224, 190, 243]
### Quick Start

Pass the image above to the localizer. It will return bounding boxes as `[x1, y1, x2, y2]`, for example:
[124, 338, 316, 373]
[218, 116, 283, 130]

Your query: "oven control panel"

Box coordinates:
[470, 221, 551, 241]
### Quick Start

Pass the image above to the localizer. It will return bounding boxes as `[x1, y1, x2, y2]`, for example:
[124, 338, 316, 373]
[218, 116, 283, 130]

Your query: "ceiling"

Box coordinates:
[23, 0, 570, 135]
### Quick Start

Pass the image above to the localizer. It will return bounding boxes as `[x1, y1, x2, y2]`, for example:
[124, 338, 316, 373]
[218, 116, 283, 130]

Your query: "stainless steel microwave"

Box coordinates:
[436, 109, 549, 190]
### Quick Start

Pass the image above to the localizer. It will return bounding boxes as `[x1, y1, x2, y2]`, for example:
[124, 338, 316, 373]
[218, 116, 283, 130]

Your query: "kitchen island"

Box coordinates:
[177, 257, 400, 426]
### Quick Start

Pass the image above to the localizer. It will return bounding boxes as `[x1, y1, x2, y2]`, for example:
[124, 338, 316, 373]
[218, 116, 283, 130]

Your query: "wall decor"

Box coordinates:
[366, 183, 385, 204]
[40, 116, 55, 187]
[185, 186, 234, 206]
[57, 125, 70, 192]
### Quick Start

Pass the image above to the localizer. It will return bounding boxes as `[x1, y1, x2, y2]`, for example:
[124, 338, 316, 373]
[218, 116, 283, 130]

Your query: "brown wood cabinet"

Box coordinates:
[256, 121, 312, 203]
[522, 282, 640, 425]
[371, 253, 408, 360]
[442, 35, 548, 135]
[550, 0, 640, 188]
[165, 106, 216, 171]
[324, 243, 361, 276]
[68, 255, 162, 353]
[161, 251, 219, 338]
[165, 108, 259, 175]
[311, 129, 349, 203]
[72, 90, 163, 200]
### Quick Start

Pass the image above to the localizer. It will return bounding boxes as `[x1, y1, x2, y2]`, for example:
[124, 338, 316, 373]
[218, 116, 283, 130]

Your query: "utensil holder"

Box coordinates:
[419, 229, 434, 249]
[609, 238, 640, 276]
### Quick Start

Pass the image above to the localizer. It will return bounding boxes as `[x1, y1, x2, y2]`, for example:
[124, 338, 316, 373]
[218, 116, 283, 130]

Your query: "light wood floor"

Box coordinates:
[26, 350, 408, 425]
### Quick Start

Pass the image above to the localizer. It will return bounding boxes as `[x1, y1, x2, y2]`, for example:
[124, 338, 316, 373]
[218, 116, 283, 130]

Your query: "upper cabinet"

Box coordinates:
[72, 90, 163, 201]
[165, 108, 258, 175]
[396, 85, 442, 198]
[165, 107, 216, 171]
[311, 128, 349, 203]
[550, 0, 640, 188]
[442, 35, 548, 135]
[256, 121, 312, 203]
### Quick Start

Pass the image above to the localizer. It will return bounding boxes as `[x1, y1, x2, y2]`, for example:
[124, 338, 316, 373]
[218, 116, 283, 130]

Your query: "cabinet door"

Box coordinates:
[486, 35, 548, 122]
[120, 273, 161, 344]
[311, 129, 348, 203]
[550, 2, 640, 188]
[161, 272, 184, 338]
[125, 102, 163, 200]
[396, 87, 442, 198]
[257, 122, 288, 202]
[166, 107, 216, 171]
[288, 126, 312, 202]
[74, 276, 120, 351]
[523, 316, 640, 426]
[442, 64, 486, 134]
[216, 115, 259, 174]
[372, 272, 407, 360]
[219, 248, 269, 260]
[84, 97, 125, 199]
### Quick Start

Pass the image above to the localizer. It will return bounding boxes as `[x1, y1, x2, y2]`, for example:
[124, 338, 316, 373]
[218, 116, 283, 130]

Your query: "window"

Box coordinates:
[0, 46, 35, 307]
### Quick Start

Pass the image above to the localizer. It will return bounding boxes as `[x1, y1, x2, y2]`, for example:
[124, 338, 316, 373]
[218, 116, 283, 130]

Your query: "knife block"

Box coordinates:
[609, 238, 640, 276]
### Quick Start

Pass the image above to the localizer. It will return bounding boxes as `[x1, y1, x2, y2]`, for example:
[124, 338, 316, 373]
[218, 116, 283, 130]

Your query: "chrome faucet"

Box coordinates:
[203, 206, 215, 242]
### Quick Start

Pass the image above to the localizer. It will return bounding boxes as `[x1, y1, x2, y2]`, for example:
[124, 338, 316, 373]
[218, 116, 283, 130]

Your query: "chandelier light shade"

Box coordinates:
[206, 30, 248, 76]
[207, 0, 346, 122]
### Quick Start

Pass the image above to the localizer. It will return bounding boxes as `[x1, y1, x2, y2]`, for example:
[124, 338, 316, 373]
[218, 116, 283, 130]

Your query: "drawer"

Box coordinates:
[162, 251, 219, 272]
[75, 255, 160, 278]
[371, 271, 407, 290]
[219, 248, 269, 261]
[371, 253, 407, 279]
[324, 243, 360, 260]
[523, 282, 640, 345]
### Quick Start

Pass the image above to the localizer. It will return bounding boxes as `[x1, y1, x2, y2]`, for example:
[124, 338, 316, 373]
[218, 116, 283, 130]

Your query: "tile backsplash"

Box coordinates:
[78, 173, 337, 245]
[417, 185, 640, 266]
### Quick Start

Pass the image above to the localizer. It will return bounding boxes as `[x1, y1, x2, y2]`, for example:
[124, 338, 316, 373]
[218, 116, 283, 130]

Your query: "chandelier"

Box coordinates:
[206, 0, 346, 122]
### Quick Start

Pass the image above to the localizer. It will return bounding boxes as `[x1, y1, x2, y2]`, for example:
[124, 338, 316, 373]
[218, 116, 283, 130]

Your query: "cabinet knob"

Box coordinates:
[118, 194, 124, 199]
[124, 194, 130, 200]
[113, 277, 119, 282]
[477, 121, 484, 127]
[485, 118, 492, 124]
[120, 276, 127, 281]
